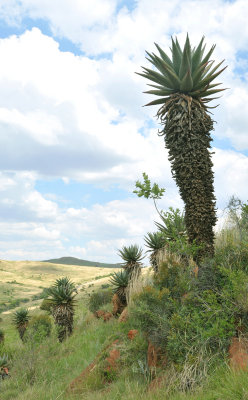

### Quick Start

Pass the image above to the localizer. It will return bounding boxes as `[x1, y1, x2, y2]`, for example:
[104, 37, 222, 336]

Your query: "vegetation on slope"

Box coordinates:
[0, 199, 248, 399]
[43, 256, 121, 268]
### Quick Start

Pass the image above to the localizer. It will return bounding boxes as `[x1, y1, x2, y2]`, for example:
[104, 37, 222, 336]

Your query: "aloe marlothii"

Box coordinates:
[12, 308, 30, 341]
[109, 269, 129, 304]
[46, 277, 77, 342]
[144, 232, 165, 272]
[118, 244, 144, 278]
[138, 35, 226, 259]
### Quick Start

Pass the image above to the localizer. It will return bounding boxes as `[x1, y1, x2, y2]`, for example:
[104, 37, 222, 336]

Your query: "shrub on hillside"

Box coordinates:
[166, 290, 235, 364]
[25, 314, 52, 343]
[153, 253, 193, 298]
[40, 298, 53, 313]
[130, 248, 248, 366]
[130, 286, 176, 349]
[88, 288, 113, 313]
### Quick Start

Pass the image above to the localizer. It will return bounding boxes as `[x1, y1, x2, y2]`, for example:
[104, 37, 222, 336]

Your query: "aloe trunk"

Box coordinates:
[161, 95, 216, 258]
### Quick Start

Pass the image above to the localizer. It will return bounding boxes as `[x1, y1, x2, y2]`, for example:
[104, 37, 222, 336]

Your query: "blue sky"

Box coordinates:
[0, 0, 247, 262]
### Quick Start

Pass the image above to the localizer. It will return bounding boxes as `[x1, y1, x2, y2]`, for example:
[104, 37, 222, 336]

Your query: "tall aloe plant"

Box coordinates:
[144, 231, 165, 272]
[138, 35, 226, 260]
[118, 244, 144, 278]
[46, 277, 77, 342]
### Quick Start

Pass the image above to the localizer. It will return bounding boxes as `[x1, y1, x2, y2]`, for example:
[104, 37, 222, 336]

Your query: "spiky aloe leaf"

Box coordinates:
[53, 277, 77, 292]
[118, 244, 144, 264]
[144, 232, 165, 252]
[179, 34, 192, 80]
[110, 270, 129, 290]
[180, 70, 193, 91]
[0, 354, 9, 368]
[46, 278, 77, 342]
[171, 37, 182, 75]
[154, 42, 174, 67]
[12, 308, 30, 341]
[138, 35, 226, 108]
[155, 208, 186, 242]
[46, 285, 77, 308]
[144, 89, 175, 96]
[109, 270, 129, 302]
[12, 308, 30, 326]
[191, 36, 205, 73]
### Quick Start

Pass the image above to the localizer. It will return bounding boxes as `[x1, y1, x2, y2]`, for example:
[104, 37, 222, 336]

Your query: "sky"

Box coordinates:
[0, 0, 247, 263]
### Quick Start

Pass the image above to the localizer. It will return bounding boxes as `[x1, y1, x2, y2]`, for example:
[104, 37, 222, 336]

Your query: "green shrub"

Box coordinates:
[167, 290, 235, 364]
[154, 253, 193, 299]
[214, 240, 248, 273]
[101, 283, 110, 289]
[88, 288, 113, 313]
[40, 298, 53, 313]
[130, 286, 176, 348]
[131, 281, 236, 366]
[25, 314, 52, 343]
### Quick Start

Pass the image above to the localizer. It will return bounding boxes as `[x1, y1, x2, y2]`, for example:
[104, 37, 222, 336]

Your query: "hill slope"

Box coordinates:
[0, 259, 119, 314]
[42, 256, 121, 268]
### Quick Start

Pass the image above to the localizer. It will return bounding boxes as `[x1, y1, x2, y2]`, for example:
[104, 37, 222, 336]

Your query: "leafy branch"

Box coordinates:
[133, 172, 165, 216]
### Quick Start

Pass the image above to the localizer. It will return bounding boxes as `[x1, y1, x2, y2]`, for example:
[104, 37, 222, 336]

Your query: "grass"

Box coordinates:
[1, 213, 248, 399]
[2, 283, 248, 400]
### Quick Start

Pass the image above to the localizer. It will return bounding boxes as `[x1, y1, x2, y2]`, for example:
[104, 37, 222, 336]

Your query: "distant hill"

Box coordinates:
[42, 256, 121, 268]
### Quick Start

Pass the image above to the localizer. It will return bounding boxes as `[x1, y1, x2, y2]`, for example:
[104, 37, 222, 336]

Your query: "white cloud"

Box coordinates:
[0, 108, 63, 145]
[213, 148, 248, 205]
[0, 1, 247, 261]
[221, 87, 248, 151]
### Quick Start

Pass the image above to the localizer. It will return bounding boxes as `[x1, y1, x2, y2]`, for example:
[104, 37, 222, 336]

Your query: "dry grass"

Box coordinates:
[0, 259, 119, 313]
[126, 267, 153, 306]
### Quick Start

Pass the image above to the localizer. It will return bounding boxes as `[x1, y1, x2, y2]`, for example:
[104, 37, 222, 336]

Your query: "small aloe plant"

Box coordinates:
[12, 308, 30, 341]
[144, 231, 166, 272]
[109, 270, 129, 303]
[118, 244, 144, 278]
[0, 354, 10, 380]
[46, 277, 77, 342]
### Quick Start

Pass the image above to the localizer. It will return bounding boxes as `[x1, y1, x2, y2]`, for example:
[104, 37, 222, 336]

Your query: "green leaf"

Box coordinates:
[200, 44, 216, 66]
[201, 60, 225, 81]
[191, 36, 205, 73]
[144, 97, 170, 106]
[200, 60, 214, 79]
[179, 34, 192, 80]
[158, 60, 181, 88]
[171, 37, 182, 75]
[201, 96, 221, 103]
[142, 67, 174, 87]
[154, 42, 173, 67]
[133, 172, 165, 200]
[175, 37, 183, 56]
[206, 82, 223, 90]
[192, 62, 208, 85]
[144, 89, 175, 96]
[145, 52, 173, 78]
[200, 88, 226, 97]
[180, 70, 193, 91]
[194, 66, 227, 91]
[147, 83, 171, 90]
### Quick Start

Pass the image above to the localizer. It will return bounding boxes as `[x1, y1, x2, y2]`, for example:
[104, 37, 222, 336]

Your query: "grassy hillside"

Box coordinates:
[43, 256, 121, 268]
[1, 272, 248, 400]
[1, 203, 248, 399]
[0, 259, 119, 314]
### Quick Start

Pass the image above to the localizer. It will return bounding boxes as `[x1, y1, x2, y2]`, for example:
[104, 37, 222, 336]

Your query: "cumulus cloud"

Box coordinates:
[0, 1, 247, 261]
